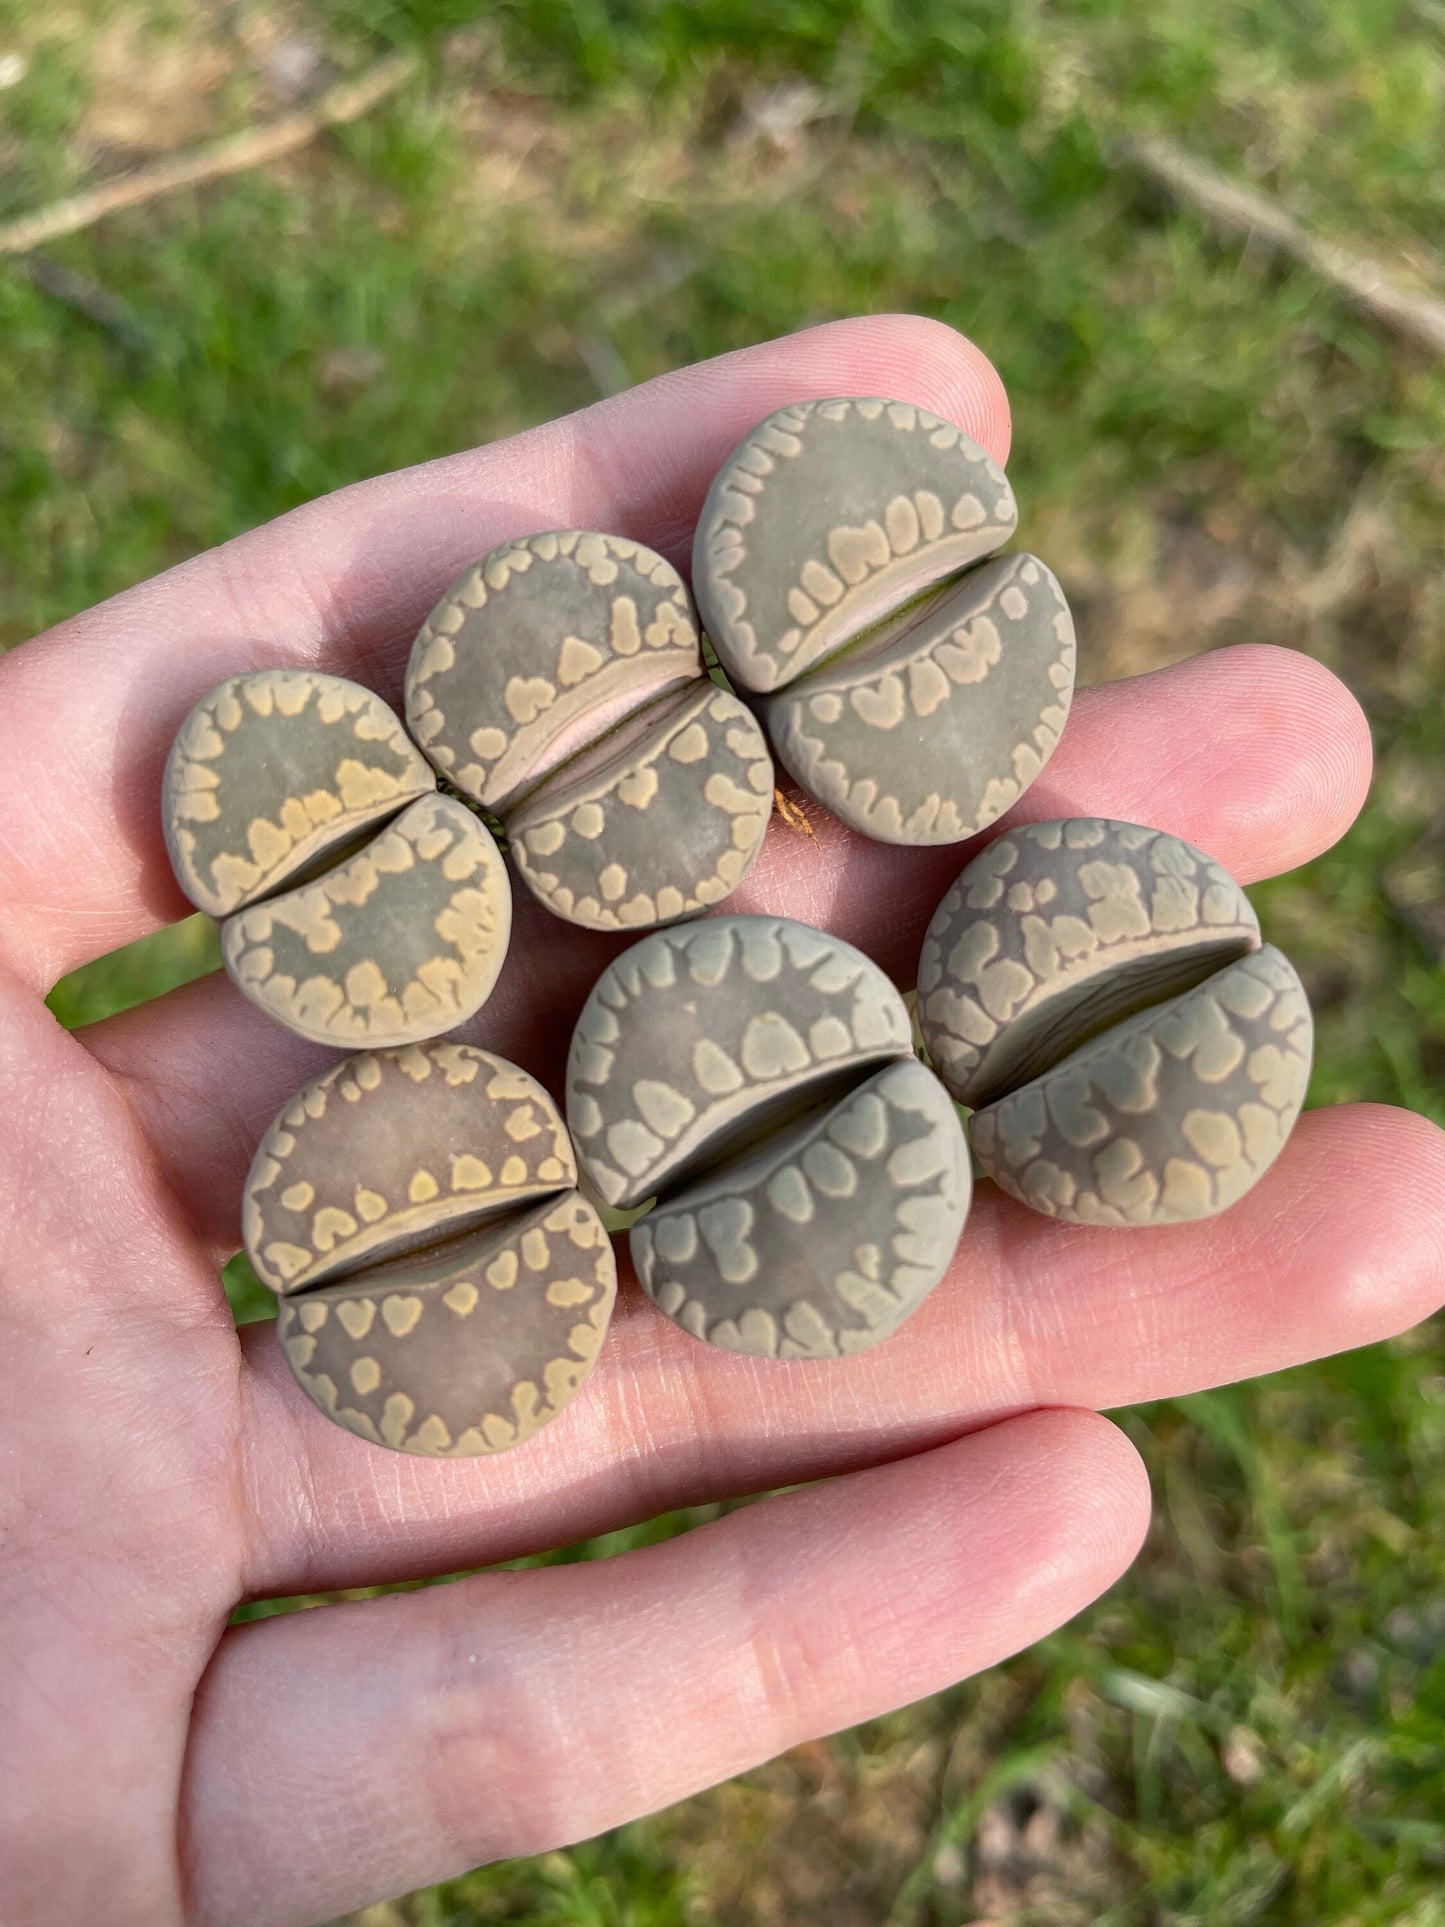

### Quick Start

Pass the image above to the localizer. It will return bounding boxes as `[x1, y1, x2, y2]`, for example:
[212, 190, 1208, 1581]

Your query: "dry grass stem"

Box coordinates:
[1119, 132, 1445, 357]
[0, 52, 417, 255]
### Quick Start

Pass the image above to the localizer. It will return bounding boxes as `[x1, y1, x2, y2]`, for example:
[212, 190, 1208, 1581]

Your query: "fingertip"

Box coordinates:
[1038, 642, 1374, 884]
[1293, 1104, 1445, 1342]
[884, 1413, 1152, 1677]
[982, 1407, 1152, 1582]
[1269, 645, 1374, 847]
[1217, 643, 1371, 855]
[814, 312, 1013, 464]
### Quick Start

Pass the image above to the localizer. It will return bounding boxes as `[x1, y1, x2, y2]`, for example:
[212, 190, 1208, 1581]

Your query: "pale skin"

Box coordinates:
[1, 315, 1442, 1927]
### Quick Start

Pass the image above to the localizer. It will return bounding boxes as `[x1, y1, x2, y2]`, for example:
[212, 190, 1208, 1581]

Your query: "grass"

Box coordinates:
[5, 0, 1445, 1918]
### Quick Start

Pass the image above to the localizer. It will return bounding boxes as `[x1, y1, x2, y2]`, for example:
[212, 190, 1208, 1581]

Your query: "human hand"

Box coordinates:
[2, 315, 1440, 1927]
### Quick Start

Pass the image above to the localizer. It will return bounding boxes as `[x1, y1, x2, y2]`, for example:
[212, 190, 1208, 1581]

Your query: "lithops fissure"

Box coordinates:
[632, 1058, 971, 1359]
[568, 915, 969, 1357]
[163, 670, 511, 1047]
[918, 821, 1312, 1226]
[969, 945, 1312, 1226]
[250, 1043, 616, 1456]
[919, 819, 1264, 1110]
[243, 1041, 575, 1294]
[277, 1194, 616, 1458]
[765, 553, 1075, 845]
[163, 669, 436, 920]
[405, 531, 774, 929]
[221, 793, 512, 1049]
[567, 915, 917, 1212]
[690, 397, 1076, 848]
[508, 680, 773, 931]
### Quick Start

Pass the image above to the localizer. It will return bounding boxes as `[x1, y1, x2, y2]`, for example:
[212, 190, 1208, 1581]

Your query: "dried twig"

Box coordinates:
[773, 787, 818, 841]
[0, 52, 417, 256]
[1117, 131, 1445, 358]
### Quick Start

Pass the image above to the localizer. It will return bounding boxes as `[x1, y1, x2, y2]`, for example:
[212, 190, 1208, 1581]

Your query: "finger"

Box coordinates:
[0, 314, 1008, 992]
[185, 1408, 1147, 1927]
[0, 963, 248, 1924]
[89, 642, 1372, 1250]
[235, 1103, 1445, 1600]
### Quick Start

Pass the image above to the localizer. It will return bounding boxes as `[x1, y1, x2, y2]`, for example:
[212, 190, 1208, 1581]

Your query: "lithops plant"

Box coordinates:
[406, 531, 774, 930]
[163, 670, 511, 1048]
[692, 397, 1076, 844]
[918, 819, 1264, 1109]
[567, 915, 971, 1358]
[918, 819, 1313, 1225]
[247, 1041, 616, 1455]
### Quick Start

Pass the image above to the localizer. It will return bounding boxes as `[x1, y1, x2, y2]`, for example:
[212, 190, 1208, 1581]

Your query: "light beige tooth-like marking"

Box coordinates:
[740, 1013, 810, 1078]
[221, 794, 511, 1049]
[698, 1199, 758, 1283]
[442, 1278, 480, 1315]
[767, 1165, 814, 1224]
[802, 1140, 857, 1198]
[567, 915, 914, 1209]
[632, 1080, 697, 1138]
[336, 1299, 375, 1340]
[244, 1042, 576, 1294]
[969, 946, 1312, 1226]
[828, 1090, 890, 1159]
[380, 1295, 423, 1336]
[312, 1206, 357, 1250]
[162, 669, 436, 919]
[557, 635, 602, 684]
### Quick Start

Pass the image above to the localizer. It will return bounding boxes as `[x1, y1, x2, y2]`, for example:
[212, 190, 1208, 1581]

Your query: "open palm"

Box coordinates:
[2, 315, 1441, 1927]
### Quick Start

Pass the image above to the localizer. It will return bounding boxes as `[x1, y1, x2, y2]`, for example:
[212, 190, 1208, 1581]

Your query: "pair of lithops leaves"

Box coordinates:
[693, 396, 1077, 844]
[567, 915, 973, 1360]
[244, 1041, 617, 1456]
[404, 532, 775, 932]
[918, 819, 1315, 1226]
[163, 672, 513, 1048]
